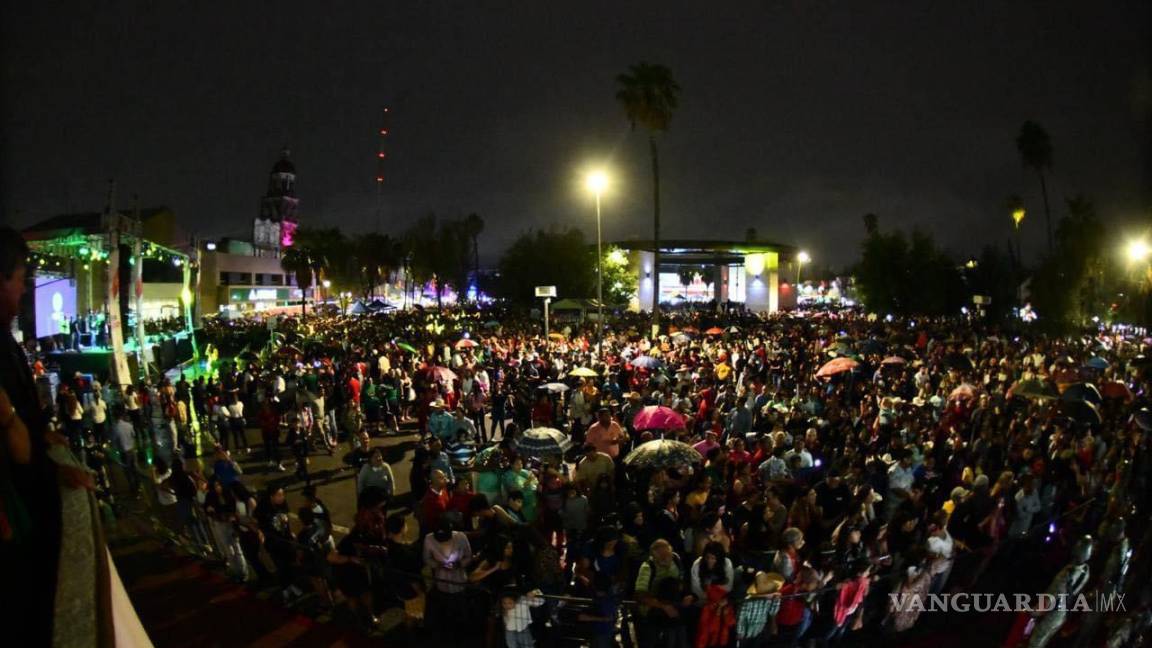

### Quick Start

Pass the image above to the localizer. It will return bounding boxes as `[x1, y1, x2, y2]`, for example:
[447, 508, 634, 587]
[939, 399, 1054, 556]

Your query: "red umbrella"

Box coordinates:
[816, 357, 859, 378]
[705, 327, 724, 336]
[1101, 380, 1134, 402]
[454, 338, 478, 350]
[881, 356, 907, 365]
[632, 405, 688, 431]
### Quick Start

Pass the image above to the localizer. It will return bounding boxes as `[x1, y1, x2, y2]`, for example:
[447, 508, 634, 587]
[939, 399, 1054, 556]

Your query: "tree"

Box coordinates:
[1028, 194, 1107, 328]
[616, 62, 680, 323]
[854, 215, 964, 316]
[677, 267, 695, 299]
[280, 246, 314, 318]
[602, 246, 637, 306]
[495, 227, 596, 305]
[1016, 121, 1054, 254]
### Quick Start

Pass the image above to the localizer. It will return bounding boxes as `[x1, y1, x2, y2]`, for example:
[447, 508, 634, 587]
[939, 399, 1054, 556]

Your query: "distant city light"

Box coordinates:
[205, 241, 217, 251]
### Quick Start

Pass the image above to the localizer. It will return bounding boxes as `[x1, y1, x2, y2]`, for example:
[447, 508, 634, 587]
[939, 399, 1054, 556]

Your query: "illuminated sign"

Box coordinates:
[229, 288, 289, 302]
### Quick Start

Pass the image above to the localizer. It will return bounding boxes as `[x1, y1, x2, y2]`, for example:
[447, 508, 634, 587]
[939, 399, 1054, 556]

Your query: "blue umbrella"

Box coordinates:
[1083, 357, 1109, 370]
[630, 355, 663, 370]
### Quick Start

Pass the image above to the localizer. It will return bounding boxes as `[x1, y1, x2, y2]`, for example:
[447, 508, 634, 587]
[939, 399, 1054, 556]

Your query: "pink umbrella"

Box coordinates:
[632, 405, 687, 431]
[422, 365, 458, 383]
[816, 357, 858, 378]
[949, 383, 978, 401]
[881, 356, 907, 365]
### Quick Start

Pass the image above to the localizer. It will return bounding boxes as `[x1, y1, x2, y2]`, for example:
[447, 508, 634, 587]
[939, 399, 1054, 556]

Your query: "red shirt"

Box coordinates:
[776, 583, 805, 626]
[421, 487, 450, 530]
[347, 376, 362, 405]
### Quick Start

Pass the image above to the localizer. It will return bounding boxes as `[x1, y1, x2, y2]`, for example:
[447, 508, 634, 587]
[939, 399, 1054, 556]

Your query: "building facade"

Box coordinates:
[614, 239, 802, 313]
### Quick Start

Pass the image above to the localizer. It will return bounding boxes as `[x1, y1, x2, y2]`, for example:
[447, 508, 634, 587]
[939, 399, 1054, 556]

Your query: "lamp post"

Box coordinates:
[1126, 239, 1151, 326]
[585, 170, 609, 360]
[796, 250, 810, 285]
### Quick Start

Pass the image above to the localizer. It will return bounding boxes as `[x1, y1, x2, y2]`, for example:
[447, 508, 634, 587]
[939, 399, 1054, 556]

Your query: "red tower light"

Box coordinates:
[376, 176, 384, 183]
[377, 152, 385, 158]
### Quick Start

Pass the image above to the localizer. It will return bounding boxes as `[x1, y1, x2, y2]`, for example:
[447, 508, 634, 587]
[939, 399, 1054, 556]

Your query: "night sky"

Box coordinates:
[2, 1, 1149, 268]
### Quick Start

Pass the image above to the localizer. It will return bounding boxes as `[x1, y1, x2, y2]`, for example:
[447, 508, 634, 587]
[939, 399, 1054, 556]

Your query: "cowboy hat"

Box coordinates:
[747, 571, 784, 596]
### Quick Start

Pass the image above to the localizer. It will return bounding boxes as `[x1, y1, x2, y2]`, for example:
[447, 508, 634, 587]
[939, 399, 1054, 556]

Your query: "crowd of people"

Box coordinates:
[3, 223, 1152, 647]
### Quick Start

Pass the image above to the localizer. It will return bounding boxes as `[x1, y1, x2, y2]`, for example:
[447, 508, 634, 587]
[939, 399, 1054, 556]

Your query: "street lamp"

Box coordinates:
[585, 170, 609, 360]
[796, 250, 811, 285]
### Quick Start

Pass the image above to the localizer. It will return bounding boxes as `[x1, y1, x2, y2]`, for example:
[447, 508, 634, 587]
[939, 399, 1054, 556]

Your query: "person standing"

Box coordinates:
[0, 228, 68, 646]
[85, 389, 109, 442]
[112, 409, 140, 494]
[585, 408, 626, 460]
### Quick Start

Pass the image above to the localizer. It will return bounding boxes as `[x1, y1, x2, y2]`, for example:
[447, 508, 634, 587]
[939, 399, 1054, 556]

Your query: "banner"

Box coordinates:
[133, 237, 146, 379]
[105, 230, 132, 386]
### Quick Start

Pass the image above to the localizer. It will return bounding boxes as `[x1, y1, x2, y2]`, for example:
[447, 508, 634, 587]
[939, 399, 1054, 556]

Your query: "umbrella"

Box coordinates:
[483, 320, 501, 329]
[473, 445, 506, 471]
[881, 356, 907, 366]
[1133, 408, 1152, 432]
[1060, 383, 1103, 405]
[727, 326, 741, 334]
[632, 405, 688, 431]
[1131, 355, 1152, 368]
[816, 357, 858, 378]
[454, 338, 479, 350]
[1008, 378, 1059, 401]
[237, 350, 259, 362]
[539, 382, 570, 394]
[949, 384, 978, 402]
[860, 339, 887, 355]
[1101, 380, 1134, 402]
[945, 352, 975, 371]
[568, 367, 599, 378]
[277, 344, 302, 356]
[395, 341, 420, 354]
[423, 365, 458, 382]
[705, 327, 724, 336]
[1063, 400, 1102, 425]
[348, 301, 368, 315]
[548, 332, 566, 342]
[630, 356, 663, 370]
[624, 439, 703, 470]
[682, 326, 699, 334]
[672, 332, 692, 344]
[518, 427, 572, 459]
[1083, 357, 1110, 371]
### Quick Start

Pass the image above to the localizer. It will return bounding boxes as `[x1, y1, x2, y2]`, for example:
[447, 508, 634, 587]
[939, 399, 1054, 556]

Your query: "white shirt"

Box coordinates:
[228, 401, 244, 419]
[87, 399, 108, 424]
[502, 591, 544, 631]
[888, 463, 915, 493]
[927, 530, 954, 559]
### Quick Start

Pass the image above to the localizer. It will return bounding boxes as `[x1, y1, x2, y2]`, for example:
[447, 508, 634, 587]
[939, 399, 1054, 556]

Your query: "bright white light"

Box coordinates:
[797, 251, 811, 264]
[205, 242, 217, 251]
[322, 279, 331, 288]
[1126, 239, 1151, 264]
[585, 170, 609, 195]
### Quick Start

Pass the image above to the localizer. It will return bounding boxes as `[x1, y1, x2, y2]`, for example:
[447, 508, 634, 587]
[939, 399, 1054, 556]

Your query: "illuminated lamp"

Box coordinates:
[79, 246, 89, 257]
[378, 152, 386, 158]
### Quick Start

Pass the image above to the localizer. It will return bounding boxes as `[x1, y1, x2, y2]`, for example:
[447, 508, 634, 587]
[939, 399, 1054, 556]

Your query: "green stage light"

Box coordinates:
[79, 246, 89, 257]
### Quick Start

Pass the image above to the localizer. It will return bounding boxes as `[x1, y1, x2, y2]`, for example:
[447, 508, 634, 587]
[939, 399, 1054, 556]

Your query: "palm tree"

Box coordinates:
[1016, 121, 1054, 254]
[280, 246, 314, 318]
[617, 62, 680, 325]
